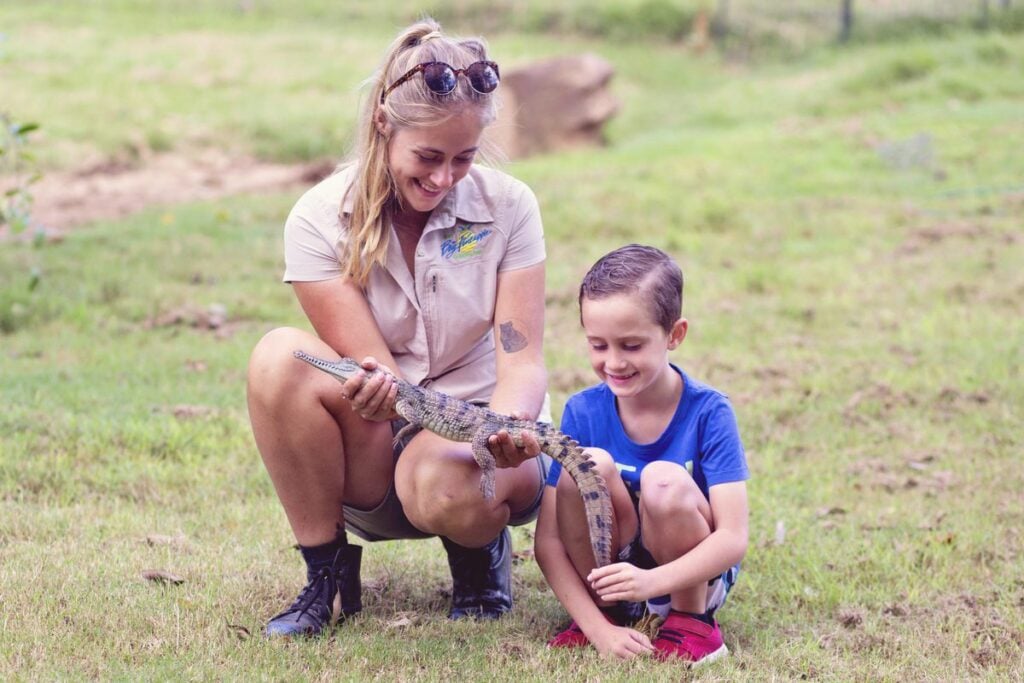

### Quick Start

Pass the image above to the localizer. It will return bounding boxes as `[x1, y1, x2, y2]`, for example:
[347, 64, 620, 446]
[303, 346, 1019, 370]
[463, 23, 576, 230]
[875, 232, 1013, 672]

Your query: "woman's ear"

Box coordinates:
[374, 108, 389, 137]
[667, 318, 688, 350]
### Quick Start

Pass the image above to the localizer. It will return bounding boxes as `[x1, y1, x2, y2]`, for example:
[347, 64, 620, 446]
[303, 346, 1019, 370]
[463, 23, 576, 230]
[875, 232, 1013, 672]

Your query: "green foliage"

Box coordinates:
[0, 115, 41, 234]
[843, 47, 939, 93]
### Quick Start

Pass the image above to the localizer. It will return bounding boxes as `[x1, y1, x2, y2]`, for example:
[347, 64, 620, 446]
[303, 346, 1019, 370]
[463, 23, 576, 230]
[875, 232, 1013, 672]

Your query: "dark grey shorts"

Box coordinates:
[343, 417, 552, 542]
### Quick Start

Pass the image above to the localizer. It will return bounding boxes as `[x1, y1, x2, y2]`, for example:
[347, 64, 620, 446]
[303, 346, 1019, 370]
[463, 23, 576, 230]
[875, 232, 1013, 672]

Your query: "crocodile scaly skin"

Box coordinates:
[294, 350, 613, 567]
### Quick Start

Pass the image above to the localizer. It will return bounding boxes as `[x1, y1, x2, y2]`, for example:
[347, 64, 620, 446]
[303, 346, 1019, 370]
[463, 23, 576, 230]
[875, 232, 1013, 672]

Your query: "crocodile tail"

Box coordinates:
[541, 429, 614, 567]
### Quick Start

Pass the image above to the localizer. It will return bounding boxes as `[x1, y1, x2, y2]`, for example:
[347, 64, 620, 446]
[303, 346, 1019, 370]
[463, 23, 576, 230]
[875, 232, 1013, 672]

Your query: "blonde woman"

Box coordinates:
[247, 18, 549, 637]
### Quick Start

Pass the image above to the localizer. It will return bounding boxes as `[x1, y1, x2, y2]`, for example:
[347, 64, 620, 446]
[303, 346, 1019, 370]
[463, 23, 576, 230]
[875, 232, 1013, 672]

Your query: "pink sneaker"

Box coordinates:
[652, 610, 728, 666]
[548, 604, 637, 649]
[547, 620, 591, 648]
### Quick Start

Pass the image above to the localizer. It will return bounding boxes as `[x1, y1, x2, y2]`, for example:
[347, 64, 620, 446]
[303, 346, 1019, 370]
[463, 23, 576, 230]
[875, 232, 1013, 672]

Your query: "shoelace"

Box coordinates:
[280, 567, 336, 621]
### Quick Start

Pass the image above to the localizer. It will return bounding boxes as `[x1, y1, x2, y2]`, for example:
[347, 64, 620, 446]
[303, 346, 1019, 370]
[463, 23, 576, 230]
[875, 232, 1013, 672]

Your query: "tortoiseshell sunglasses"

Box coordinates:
[380, 60, 500, 104]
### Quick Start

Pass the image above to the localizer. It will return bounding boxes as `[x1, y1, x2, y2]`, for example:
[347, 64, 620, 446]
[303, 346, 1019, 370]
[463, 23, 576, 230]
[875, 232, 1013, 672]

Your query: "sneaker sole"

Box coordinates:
[690, 643, 729, 668]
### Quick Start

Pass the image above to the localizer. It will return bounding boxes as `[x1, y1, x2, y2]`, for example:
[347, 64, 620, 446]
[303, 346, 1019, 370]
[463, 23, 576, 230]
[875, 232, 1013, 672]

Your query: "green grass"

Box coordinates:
[2, 2, 1024, 680]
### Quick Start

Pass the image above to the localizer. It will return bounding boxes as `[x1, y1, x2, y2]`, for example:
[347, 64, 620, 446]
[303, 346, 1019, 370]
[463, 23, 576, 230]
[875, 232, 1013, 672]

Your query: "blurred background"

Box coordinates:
[1, 1, 1022, 679]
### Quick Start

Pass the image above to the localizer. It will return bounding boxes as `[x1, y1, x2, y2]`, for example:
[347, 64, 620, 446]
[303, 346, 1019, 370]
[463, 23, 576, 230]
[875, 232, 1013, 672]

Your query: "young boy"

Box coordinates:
[534, 244, 749, 664]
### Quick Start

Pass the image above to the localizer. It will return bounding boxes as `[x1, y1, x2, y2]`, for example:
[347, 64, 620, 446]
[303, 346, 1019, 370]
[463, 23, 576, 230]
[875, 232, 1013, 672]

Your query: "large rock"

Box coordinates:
[488, 53, 619, 159]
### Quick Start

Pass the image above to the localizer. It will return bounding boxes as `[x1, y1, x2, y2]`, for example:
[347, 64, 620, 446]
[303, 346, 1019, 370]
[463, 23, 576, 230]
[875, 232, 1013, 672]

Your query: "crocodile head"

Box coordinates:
[293, 350, 361, 383]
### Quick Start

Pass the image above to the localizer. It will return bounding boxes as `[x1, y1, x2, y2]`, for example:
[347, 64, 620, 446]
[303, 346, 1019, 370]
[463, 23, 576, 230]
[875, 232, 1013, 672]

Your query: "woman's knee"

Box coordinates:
[248, 327, 316, 405]
[400, 456, 491, 534]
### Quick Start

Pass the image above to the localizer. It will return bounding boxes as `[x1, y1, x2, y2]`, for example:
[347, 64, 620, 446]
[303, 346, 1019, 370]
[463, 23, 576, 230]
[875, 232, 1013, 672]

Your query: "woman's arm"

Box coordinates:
[487, 262, 547, 418]
[292, 277, 399, 420]
[485, 262, 547, 462]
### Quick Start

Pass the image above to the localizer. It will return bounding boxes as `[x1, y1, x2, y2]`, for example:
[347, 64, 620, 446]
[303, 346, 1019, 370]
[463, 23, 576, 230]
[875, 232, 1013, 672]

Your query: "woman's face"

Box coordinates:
[385, 107, 485, 217]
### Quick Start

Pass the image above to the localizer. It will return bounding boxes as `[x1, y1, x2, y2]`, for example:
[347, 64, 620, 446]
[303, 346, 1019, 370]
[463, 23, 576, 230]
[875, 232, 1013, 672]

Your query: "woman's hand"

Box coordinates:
[589, 623, 654, 660]
[587, 562, 654, 603]
[340, 356, 399, 422]
[487, 411, 542, 468]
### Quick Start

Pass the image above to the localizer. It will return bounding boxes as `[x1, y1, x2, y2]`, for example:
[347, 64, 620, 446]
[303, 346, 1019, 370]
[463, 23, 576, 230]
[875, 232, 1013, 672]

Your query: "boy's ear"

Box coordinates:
[667, 318, 688, 350]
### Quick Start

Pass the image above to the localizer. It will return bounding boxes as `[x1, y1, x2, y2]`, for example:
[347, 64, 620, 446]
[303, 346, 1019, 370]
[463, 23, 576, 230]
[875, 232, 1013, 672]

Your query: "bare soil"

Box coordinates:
[6, 149, 335, 237]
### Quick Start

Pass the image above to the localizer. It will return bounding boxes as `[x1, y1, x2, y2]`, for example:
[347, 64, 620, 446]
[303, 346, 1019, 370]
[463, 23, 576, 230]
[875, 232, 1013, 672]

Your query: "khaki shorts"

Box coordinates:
[344, 416, 552, 542]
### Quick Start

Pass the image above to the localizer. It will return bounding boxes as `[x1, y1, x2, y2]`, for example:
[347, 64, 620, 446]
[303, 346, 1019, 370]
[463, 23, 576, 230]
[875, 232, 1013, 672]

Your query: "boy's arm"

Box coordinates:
[589, 481, 748, 602]
[534, 487, 653, 659]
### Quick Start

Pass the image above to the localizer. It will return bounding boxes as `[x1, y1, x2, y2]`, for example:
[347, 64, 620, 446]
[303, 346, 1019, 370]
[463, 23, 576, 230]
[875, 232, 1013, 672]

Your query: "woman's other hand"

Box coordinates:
[487, 411, 542, 468]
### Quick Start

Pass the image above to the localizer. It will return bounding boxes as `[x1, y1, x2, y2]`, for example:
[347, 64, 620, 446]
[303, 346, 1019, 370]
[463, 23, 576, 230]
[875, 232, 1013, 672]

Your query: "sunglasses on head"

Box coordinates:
[380, 60, 500, 104]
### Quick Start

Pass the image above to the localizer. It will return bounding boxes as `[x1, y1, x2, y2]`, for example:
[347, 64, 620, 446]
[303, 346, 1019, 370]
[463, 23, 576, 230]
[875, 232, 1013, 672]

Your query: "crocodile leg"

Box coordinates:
[470, 429, 497, 501]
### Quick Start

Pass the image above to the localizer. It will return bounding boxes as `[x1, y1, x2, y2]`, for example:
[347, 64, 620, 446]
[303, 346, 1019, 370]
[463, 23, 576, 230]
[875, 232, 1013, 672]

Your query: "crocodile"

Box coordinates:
[294, 350, 613, 567]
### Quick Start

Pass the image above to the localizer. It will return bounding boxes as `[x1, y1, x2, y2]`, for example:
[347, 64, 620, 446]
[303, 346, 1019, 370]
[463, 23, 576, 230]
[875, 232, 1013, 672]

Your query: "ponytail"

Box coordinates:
[339, 18, 498, 285]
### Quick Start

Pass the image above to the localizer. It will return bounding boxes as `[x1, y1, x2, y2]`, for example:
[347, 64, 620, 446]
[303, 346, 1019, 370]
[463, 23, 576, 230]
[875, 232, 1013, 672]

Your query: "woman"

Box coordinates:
[247, 18, 549, 637]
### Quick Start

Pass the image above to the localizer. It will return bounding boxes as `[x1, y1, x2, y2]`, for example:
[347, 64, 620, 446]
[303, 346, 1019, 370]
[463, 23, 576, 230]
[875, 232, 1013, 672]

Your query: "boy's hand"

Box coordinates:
[587, 562, 652, 603]
[590, 623, 654, 659]
[487, 411, 541, 468]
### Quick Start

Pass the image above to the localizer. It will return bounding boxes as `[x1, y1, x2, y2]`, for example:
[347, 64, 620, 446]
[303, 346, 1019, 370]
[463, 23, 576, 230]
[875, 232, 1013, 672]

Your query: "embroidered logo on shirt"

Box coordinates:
[441, 223, 492, 261]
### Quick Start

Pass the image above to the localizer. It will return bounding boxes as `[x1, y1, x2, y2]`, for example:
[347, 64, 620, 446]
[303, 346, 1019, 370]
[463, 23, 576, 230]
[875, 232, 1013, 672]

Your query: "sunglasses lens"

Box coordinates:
[423, 63, 457, 95]
[466, 62, 499, 94]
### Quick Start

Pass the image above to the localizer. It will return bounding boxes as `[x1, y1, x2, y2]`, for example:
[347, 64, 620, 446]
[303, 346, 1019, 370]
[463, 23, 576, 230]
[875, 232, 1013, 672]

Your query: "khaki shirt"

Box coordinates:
[283, 164, 547, 408]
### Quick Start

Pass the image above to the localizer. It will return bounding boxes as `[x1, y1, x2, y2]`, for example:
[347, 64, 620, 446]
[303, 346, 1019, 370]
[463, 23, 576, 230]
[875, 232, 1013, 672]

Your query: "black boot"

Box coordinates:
[441, 527, 512, 620]
[265, 543, 362, 637]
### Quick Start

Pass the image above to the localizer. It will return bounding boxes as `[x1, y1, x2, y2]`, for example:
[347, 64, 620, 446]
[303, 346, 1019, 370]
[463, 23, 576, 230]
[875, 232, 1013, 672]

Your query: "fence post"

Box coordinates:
[839, 0, 854, 42]
[712, 0, 730, 38]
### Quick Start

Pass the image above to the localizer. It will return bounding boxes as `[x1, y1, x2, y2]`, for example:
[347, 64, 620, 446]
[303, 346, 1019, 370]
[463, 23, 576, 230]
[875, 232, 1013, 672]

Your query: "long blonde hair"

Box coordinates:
[341, 18, 498, 285]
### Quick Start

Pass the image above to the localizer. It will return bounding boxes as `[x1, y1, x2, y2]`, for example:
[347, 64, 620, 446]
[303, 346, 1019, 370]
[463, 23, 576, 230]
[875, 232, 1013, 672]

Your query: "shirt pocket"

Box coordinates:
[424, 258, 499, 371]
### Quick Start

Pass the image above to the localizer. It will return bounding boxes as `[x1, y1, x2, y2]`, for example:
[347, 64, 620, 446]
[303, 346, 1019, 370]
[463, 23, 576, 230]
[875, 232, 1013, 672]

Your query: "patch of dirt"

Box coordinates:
[894, 220, 1018, 257]
[4, 149, 335, 237]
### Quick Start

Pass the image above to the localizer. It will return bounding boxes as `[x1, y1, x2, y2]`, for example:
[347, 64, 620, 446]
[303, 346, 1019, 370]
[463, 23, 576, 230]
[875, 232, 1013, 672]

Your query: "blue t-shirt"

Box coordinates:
[546, 365, 748, 501]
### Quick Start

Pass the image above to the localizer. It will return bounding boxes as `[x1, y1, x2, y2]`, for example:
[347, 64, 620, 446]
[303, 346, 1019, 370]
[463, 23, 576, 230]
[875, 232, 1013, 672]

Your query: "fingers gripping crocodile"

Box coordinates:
[294, 350, 613, 567]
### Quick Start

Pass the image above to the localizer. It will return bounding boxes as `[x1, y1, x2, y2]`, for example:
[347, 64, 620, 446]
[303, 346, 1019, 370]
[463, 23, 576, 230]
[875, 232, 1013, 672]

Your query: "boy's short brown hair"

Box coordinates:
[579, 244, 683, 333]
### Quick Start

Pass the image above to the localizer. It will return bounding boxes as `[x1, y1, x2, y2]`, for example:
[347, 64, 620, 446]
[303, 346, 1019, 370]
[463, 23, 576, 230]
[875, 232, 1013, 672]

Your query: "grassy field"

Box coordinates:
[2, 2, 1023, 680]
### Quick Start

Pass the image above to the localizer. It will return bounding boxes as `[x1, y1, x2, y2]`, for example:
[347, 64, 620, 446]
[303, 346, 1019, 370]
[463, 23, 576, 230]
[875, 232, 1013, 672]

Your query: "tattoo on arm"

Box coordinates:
[499, 321, 528, 353]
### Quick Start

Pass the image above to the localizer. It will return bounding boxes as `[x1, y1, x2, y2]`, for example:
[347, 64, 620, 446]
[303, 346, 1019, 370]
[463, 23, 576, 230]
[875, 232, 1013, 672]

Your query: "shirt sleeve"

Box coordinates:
[545, 398, 583, 487]
[498, 180, 545, 272]
[700, 399, 749, 487]
[282, 194, 343, 283]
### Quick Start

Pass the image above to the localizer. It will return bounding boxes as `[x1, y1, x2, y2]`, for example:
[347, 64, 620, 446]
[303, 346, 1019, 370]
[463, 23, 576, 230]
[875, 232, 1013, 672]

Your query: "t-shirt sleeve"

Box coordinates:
[545, 398, 583, 487]
[282, 194, 343, 283]
[700, 399, 749, 487]
[498, 180, 545, 272]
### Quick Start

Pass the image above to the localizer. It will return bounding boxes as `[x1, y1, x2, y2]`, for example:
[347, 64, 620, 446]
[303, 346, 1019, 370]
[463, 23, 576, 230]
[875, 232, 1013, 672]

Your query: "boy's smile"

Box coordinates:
[581, 293, 687, 402]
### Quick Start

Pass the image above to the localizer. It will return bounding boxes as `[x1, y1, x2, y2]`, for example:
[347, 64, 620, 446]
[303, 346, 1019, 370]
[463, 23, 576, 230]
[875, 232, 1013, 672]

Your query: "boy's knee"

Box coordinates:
[640, 461, 704, 518]
[556, 448, 617, 494]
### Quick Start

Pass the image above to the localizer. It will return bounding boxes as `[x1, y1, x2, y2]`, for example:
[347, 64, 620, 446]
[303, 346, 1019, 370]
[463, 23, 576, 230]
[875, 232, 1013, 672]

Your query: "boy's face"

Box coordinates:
[581, 293, 687, 400]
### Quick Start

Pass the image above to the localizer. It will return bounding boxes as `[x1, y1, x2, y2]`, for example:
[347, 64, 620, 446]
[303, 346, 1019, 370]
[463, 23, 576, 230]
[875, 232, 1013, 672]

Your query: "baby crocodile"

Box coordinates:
[294, 350, 613, 567]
